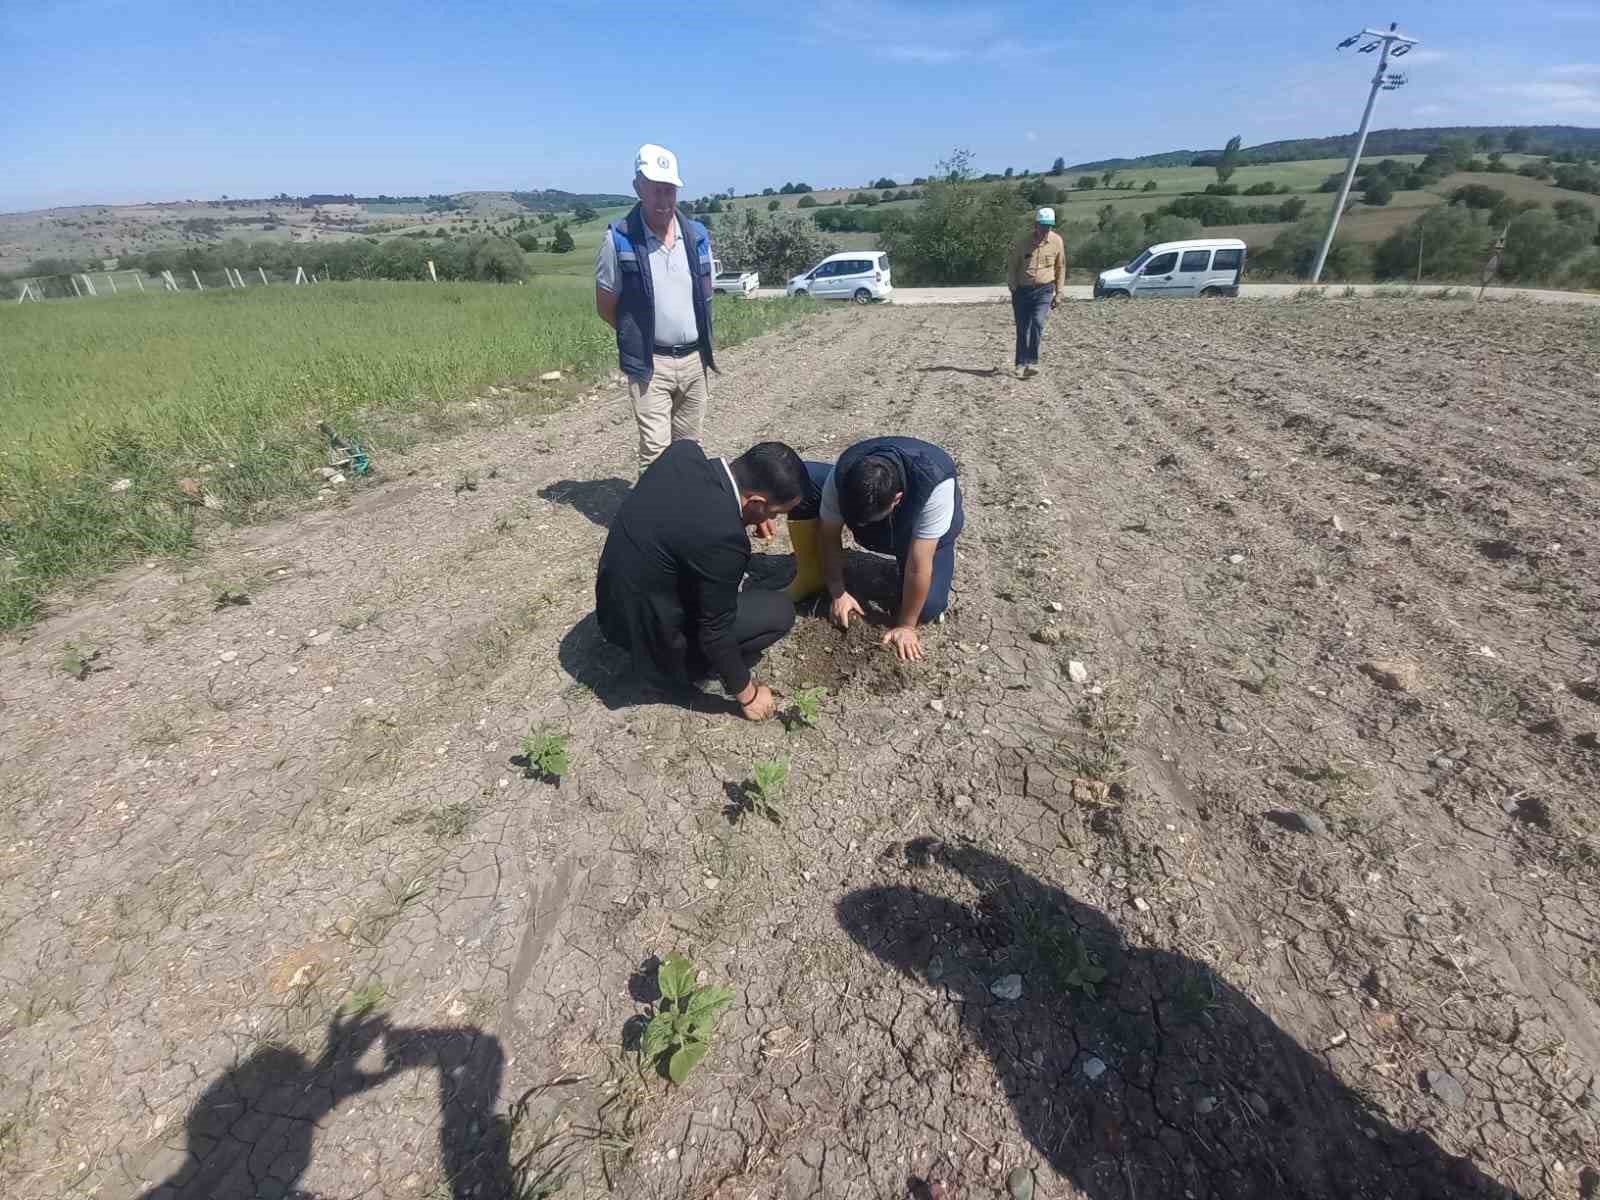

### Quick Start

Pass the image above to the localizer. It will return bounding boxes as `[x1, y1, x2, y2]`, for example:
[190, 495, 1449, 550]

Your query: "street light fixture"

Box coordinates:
[1310, 21, 1421, 284]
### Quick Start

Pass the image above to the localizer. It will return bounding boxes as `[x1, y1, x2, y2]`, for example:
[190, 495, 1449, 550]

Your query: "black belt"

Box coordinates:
[653, 342, 699, 358]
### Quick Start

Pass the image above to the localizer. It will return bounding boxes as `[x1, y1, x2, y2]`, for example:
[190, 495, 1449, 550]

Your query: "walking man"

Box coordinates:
[1007, 206, 1066, 378]
[595, 439, 810, 720]
[595, 143, 718, 473]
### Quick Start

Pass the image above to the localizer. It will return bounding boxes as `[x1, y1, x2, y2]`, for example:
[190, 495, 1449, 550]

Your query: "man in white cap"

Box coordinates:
[595, 143, 719, 473]
[1006, 206, 1067, 379]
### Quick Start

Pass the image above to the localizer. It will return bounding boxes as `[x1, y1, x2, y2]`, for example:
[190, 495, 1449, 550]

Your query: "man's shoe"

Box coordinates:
[1014, 365, 1026, 380]
[1023, 365, 1039, 379]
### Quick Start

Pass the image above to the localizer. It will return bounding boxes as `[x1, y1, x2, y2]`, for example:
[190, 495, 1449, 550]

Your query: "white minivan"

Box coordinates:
[1094, 238, 1247, 299]
[787, 252, 894, 303]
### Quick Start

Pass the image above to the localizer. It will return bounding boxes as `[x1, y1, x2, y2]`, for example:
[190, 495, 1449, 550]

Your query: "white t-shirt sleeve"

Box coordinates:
[912, 478, 957, 540]
[818, 471, 843, 524]
[595, 231, 618, 293]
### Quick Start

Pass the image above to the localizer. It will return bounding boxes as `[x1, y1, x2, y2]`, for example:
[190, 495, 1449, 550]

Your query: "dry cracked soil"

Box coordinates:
[3, 297, 1599, 1200]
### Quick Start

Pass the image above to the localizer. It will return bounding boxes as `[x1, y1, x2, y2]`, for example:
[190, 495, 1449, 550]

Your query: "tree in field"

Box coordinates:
[1475, 133, 1496, 152]
[714, 209, 838, 281]
[1142, 180, 1157, 192]
[1077, 175, 1098, 190]
[873, 177, 897, 189]
[1051, 156, 1066, 175]
[1504, 129, 1531, 153]
[876, 172, 1027, 284]
[467, 236, 530, 282]
[1100, 169, 1117, 188]
[797, 194, 819, 208]
[550, 224, 575, 253]
[939, 147, 977, 183]
[1216, 134, 1243, 185]
[573, 204, 597, 223]
[767, 198, 780, 211]
[1004, 166, 1014, 177]
[1500, 209, 1590, 280]
[1375, 206, 1488, 280]
[515, 232, 540, 252]
[1364, 179, 1394, 206]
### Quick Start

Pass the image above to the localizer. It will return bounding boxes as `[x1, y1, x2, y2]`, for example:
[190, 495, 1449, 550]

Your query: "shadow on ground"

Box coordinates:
[916, 364, 999, 378]
[838, 841, 1513, 1200]
[134, 1017, 517, 1199]
[557, 612, 735, 715]
[538, 477, 630, 528]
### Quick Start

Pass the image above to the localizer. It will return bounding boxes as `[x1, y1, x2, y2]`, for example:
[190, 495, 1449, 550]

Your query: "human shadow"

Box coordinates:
[557, 612, 737, 716]
[915, 364, 1000, 378]
[134, 1012, 400, 1199]
[837, 840, 1513, 1200]
[538, 477, 630, 528]
[134, 1018, 532, 1200]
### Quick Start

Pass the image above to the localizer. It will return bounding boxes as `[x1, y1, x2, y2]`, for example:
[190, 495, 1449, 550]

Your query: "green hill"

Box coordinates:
[1070, 125, 1600, 172]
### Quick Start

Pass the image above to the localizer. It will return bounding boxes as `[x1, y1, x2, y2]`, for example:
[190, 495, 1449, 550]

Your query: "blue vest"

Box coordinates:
[834, 436, 963, 560]
[608, 205, 717, 380]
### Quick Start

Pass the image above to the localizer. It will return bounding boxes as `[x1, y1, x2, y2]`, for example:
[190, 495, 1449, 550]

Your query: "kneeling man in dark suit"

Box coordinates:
[596, 440, 808, 721]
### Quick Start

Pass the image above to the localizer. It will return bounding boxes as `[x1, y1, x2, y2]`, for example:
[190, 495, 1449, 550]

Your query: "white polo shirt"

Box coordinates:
[595, 217, 699, 347]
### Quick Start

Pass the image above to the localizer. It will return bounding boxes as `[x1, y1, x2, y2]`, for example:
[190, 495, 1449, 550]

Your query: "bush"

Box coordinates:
[876, 180, 1027, 284]
[1500, 209, 1591, 280]
[573, 204, 597, 223]
[873, 177, 897, 189]
[846, 191, 879, 207]
[1141, 214, 1203, 244]
[550, 224, 575, 253]
[1255, 216, 1368, 280]
[1077, 175, 1098, 190]
[1364, 180, 1394, 206]
[1559, 247, 1600, 289]
[1375, 206, 1489, 280]
[713, 210, 838, 282]
[1450, 184, 1507, 211]
[515, 232, 540, 252]
[1204, 183, 1239, 196]
[466, 236, 530, 281]
[1243, 181, 1278, 196]
[1142, 180, 1157, 192]
[767, 198, 780, 211]
[1067, 214, 1145, 272]
[1553, 164, 1600, 195]
[1553, 198, 1599, 231]
[797, 194, 819, 208]
[1019, 178, 1067, 206]
[881, 190, 894, 202]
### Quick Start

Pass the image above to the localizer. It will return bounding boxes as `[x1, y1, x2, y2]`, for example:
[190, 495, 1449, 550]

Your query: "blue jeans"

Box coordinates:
[1012, 284, 1054, 367]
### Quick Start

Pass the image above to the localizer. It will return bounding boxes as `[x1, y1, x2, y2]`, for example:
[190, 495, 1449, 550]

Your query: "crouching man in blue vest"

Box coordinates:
[788, 436, 963, 662]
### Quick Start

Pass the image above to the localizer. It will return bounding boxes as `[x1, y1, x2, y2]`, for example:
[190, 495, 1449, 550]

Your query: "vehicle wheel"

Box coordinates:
[792, 289, 808, 298]
[1104, 289, 1130, 299]
[1200, 287, 1224, 297]
[852, 288, 872, 304]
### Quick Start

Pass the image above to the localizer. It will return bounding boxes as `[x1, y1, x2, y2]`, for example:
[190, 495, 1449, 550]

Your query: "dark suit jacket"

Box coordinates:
[595, 441, 751, 693]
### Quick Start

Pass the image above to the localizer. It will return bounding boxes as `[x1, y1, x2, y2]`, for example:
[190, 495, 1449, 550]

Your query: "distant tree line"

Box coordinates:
[120, 235, 532, 283]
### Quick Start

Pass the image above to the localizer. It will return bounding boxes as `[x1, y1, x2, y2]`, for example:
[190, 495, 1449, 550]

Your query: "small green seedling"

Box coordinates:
[641, 952, 734, 1085]
[782, 686, 827, 732]
[521, 726, 571, 783]
[1052, 930, 1109, 998]
[749, 755, 789, 820]
[455, 471, 479, 494]
[61, 641, 105, 681]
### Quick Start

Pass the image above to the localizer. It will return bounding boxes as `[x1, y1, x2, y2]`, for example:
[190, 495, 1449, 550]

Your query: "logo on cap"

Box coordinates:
[657, 155, 670, 169]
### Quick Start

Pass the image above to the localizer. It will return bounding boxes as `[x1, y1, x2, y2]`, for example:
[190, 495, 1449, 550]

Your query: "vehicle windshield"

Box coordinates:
[1125, 249, 1152, 273]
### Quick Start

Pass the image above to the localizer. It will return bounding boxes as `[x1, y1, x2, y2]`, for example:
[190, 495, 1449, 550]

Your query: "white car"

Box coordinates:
[1095, 237, 1247, 299]
[787, 252, 893, 303]
[714, 269, 758, 296]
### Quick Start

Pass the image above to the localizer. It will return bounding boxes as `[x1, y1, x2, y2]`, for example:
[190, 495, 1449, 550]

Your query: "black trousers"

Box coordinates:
[685, 588, 795, 679]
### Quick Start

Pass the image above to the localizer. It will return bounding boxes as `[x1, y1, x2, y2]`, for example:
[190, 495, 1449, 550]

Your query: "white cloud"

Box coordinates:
[1547, 63, 1600, 77]
[1495, 79, 1600, 114]
[1400, 48, 1450, 66]
[1025, 130, 1037, 142]
[1411, 102, 1452, 117]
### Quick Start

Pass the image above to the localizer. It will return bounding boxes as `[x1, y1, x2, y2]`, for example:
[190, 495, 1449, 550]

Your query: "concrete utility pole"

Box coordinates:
[1311, 21, 1418, 284]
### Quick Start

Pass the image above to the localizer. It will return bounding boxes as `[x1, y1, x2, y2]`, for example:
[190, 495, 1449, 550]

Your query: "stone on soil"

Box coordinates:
[1266, 809, 1328, 837]
[540, 370, 562, 382]
[1359, 659, 1420, 692]
[1066, 659, 1089, 683]
[1006, 1166, 1035, 1200]
[1081, 1056, 1106, 1080]
[1425, 1069, 1467, 1109]
[990, 974, 1023, 1001]
[1031, 625, 1063, 645]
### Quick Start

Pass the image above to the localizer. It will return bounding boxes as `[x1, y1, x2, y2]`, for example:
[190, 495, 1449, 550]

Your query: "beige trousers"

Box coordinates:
[628, 353, 709, 474]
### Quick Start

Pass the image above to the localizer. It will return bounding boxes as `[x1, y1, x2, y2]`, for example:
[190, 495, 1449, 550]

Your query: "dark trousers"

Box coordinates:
[685, 588, 795, 678]
[1012, 283, 1054, 367]
[900, 534, 957, 623]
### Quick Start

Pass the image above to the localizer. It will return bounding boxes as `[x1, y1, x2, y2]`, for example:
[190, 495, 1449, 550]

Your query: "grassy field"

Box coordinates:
[0, 277, 814, 629]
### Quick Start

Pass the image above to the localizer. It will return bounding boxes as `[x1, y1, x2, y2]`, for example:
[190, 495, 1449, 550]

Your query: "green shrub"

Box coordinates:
[1364, 180, 1394, 207]
[767, 198, 779, 211]
[796, 194, 819, 209]
[1243, 181, 1279, 196]
[550, 224, 575, 253]
[1255, 216, 1369, 280]
[1374, 206, 1489, 280]
[1500, 209, 1591, 280]
[877, 179, 1027, 284]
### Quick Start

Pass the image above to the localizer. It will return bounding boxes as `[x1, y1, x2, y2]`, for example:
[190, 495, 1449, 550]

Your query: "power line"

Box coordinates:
[1310, 21, 1420, 284]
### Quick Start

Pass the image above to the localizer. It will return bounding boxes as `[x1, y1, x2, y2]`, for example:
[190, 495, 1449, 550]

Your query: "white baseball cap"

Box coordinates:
[635, 143, 683, 188]
[1036, 207, 1056, 226]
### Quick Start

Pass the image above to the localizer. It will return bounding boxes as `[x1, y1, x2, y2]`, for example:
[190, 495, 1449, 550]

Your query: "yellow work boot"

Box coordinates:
[786, 517, 825, 601]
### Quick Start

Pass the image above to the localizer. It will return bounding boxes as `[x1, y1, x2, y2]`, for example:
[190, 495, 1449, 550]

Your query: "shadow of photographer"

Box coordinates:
[837, 839, 1513, 1200]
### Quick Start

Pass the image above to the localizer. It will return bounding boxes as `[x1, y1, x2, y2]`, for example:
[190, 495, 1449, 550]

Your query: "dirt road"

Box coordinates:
[3, 298, 1598, 1199]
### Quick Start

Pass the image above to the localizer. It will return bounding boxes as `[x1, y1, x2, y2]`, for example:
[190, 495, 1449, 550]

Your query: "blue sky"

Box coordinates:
[4, 0, 1598, 212]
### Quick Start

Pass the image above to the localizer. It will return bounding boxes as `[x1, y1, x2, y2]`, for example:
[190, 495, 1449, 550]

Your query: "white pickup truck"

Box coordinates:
[713, 269, 759, 296]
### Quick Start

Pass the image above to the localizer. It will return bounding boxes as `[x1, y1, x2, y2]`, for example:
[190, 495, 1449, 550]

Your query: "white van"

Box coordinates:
[1094, 238, 1247, 299]
[787, 252, 894, 303]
